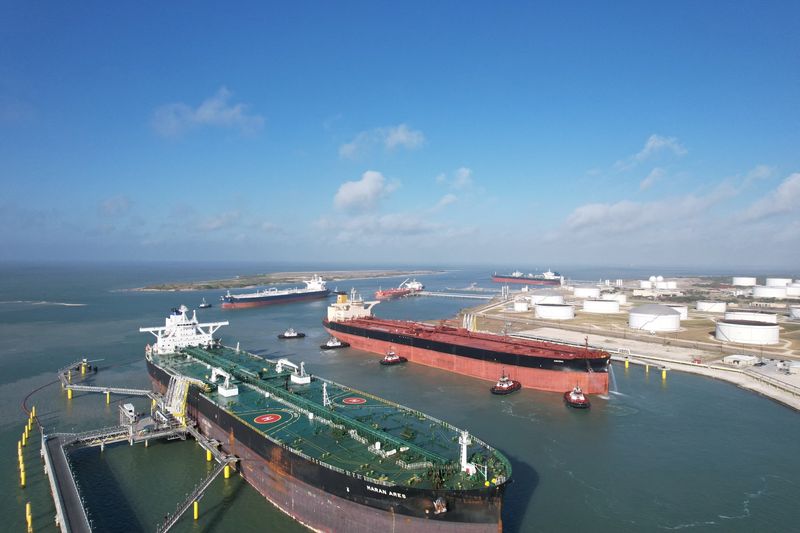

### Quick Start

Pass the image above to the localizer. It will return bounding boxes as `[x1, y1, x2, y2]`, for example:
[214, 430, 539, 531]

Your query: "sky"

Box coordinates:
[1, 2, 799, 269]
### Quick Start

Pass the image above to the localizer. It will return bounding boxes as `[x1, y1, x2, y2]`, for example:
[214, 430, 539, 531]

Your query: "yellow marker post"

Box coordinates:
[624, 358, 629, 369]
[224, 465, 230, 479]
[20, 469, 26, 488]
[81, 363, 86, 375]
[31, 405, 36, 417]
[26, 502, 32, 532]
[67, 388, 73, 400]
[206, 449, 212, 462]
[193, 500, 199, 520]
[645, 364, 649, 373]
[105, 391, 110, 405]
[22, 432, 27, 447]
[661, 368, 667, 381]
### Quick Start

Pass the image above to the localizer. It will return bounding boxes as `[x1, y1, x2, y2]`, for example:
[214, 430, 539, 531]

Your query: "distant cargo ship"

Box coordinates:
[323, 291, 609, 394]
[491, 269, 562, 286]
[221, 274, 330, 309]
[142, 306, 511, 532]
[375, 278, 424, 300]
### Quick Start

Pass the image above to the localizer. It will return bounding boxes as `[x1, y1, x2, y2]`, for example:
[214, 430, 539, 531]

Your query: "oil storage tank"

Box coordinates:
[715, 320, 779, 345]
[724, 310, 777, 324]
[666, 304, 688, 320]
[766, 277, 792, 287]
[752, 286, 787, 299]
[582, 299, 620, 314]
[697, 301, 727, 313]
[530, 289, 565, 305]
[573, 286, 601, 299]
[790, 305, 800, 319]
[732, 276, 757, 287]
[535, 303, 575, 320]
[628, 304, 681, 332]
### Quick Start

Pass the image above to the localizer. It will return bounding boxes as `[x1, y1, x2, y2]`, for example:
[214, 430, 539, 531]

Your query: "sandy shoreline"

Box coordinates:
[128, 269, 447, 292]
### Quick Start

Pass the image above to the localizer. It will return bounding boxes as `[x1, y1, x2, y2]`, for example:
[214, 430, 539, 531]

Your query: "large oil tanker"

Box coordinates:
[323, 291, 609, 394]
[221, 274, 330, 309]
[141, 306, 510, 532]
[491, 270, 562, 286]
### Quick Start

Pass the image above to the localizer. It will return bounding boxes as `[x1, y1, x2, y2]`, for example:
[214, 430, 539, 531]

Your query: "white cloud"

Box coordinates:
[639, 168, 665, 190]
[197, 210, 241, 231]
[339, 123, 425, 158]
[744, 172, 800, 221]
[615, 134, 687, 171]
[743, 164, 774, 185]
[152, 87, 264, 137]
[434, 193, 458, 210]
[99, 195, 132, 216]
[333, 170, 397, 211]
[436, 167, 474, 189]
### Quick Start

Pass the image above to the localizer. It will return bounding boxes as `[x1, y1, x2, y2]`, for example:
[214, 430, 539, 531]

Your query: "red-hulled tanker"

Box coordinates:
[323, 291, 610, 394]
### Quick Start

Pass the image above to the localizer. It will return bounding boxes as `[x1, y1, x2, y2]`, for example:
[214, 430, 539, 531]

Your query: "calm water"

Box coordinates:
[3, 262, 799, 532]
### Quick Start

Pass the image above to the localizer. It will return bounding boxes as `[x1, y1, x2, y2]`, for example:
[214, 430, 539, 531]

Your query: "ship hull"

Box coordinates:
[147, 360, 504, 532]
[324, 321, 608, 394]
[491, 275, 559, 286]
[221, 289, 330, 309]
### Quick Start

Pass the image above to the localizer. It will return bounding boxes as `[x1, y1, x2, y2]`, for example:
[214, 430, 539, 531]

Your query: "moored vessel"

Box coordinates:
[324, 290, 610, 394]
[199, 297, 212, 308]
[141, 306, 510, 532]
[564, 386, 590, 408]
[221, 274, 330, 309]
[491, 269, 562, 286]
[375, 278, 425, 300]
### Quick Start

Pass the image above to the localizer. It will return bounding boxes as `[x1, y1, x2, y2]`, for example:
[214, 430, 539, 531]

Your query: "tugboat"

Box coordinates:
[490, 371, 521, 395]
[380, 348, 407, 366]
[320, 337, 350, 350]
[564, 386, 590, 408]
[277, 328, 306, 340]
[199, 298, 212, 309]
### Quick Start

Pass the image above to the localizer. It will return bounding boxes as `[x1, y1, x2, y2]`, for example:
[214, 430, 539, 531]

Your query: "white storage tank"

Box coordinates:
[766, 277, 792, 287]
[535, 303, 575, 320]
[732, 276, 757, 287]
[628, 304, 681, 332]
[724, 310, 777, 324]
[667, 281, 677, 289]
[604, 293, 628, 304]
[573, 286, 601, 299]
[655, 281, 669, 289]
[530, 290, 565, 305]
[513, 299, 530, 312]
[752, 285, 787, 299]
[722, 354, 759, 366]
[582, 299, 620, 314]
[639, 280, 653, 289]
[790, 305, 800, 319]
[786, 283, 800, 297]
[666, 304, 688, 320]
[697, 301, 727, 313]
[715, 320, 779, 345]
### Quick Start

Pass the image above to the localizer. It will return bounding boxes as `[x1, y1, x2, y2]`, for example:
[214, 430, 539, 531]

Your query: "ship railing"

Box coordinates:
[396, 459, 434, 470]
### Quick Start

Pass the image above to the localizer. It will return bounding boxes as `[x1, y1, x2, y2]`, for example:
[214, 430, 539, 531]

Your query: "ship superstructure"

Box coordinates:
[491, 269, 563, 286]
[142, 307, 510, 532]
[221, 274, 330, 309]
[324, 291, 609, 394]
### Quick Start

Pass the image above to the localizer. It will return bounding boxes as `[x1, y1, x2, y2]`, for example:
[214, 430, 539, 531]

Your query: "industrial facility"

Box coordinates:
[628, 304, 681, 332]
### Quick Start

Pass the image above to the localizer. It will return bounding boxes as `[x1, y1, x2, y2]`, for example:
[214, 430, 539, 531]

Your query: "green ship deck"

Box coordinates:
[150, 345, 511, 491]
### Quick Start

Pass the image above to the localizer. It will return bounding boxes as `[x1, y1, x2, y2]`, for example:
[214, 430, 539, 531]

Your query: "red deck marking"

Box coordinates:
[342, 397, 366, 405]
[254, 413, 282, 424]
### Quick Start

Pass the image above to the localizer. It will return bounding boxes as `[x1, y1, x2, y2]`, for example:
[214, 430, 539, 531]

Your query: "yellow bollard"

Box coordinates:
[645, 364, 649, 373]
[661, 368, 667, 380]
[31, 405, 35, 417]
[193, 500, 199, 520]
[224, 465, 230, 479]
[20, 469, 26, 488]
[206, 449, 212, 462]
[106, 391, 110, 405]
[24, 425, 29, 439]
[22, 432, 27, 447]
[18, 440, 22, 453]
[67, 388, 73, 400]
[624, 358, 629, 369]
[26, 502, 32, 532]
[81, 363, 86, 375]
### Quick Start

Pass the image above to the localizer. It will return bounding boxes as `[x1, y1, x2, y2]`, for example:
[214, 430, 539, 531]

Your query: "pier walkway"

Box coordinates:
[42, 432, 92, 533]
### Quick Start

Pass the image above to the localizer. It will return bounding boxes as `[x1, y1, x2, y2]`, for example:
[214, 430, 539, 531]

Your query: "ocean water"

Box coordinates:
[3, 262, 800, 532]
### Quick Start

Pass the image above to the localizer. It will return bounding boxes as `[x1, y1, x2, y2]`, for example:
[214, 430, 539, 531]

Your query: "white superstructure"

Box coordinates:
[628, 304, 681, 332]
[140, 305, 229, 355]
[326, 289, 379, 322]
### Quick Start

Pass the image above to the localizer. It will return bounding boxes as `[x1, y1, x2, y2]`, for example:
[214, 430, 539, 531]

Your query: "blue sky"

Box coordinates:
[1, 2, 799, 268]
